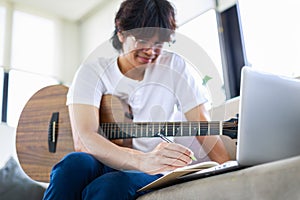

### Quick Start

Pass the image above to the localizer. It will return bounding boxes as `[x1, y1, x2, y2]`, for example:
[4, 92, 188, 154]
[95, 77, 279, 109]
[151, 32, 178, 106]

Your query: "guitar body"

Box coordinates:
[16, 85, 73, 182]
[16, 85, 132, 182]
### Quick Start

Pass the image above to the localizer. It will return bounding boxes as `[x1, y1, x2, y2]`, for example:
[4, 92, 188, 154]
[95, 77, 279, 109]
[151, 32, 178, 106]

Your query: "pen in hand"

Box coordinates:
[156, 132, 197, 161]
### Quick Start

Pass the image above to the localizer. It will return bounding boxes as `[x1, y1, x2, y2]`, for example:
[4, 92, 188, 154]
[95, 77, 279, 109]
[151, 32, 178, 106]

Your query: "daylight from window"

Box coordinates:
[11, 10, 56, 75]
[239, 0, 300, 77]
[178, 9, 224, 107]
[178, 9, 223, 81]
[0, 6, 5, 66]
[6, 10, 58, 127]
[7, 70, 58, 127]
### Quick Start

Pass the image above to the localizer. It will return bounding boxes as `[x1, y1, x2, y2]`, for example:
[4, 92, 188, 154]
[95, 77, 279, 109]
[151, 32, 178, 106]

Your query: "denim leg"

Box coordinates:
[82, 170, 163, 200]
[43, 152, 162, 200]
[43, 152, 108, 200]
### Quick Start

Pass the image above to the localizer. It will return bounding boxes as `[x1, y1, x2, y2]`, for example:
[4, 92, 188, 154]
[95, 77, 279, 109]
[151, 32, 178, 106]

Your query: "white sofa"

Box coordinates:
[0, 123, 46, 199]
[0, 123, 17, 168]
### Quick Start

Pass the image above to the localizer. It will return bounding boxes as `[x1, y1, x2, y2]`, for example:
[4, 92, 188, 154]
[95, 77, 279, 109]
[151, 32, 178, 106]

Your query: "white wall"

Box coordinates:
[55, 19, 80, 85]
[78, 0, 122, 63]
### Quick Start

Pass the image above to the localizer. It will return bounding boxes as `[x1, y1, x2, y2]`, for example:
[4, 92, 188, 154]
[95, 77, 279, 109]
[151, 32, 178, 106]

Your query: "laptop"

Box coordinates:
[180, 66, 300, 180]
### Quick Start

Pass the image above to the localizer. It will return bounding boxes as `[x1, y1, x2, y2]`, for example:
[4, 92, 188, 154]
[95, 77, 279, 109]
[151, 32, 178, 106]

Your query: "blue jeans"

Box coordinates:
[43, 152, 162, 200]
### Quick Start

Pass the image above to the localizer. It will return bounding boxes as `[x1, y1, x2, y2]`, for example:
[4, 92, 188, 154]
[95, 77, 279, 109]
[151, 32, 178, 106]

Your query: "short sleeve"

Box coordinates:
[66, 60, 106, 108]
[172, 55, 207, 113]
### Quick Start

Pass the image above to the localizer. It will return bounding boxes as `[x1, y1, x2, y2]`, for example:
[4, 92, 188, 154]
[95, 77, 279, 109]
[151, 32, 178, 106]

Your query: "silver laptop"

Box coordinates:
[180, 66, 300, 180]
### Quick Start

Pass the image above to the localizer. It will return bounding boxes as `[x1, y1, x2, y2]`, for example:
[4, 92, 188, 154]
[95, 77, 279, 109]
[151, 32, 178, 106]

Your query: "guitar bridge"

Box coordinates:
[48, 112, 59, 153]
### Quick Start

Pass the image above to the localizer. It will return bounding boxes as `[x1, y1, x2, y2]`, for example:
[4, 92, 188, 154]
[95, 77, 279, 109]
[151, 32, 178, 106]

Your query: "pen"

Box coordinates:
[157, 132, 197, 161]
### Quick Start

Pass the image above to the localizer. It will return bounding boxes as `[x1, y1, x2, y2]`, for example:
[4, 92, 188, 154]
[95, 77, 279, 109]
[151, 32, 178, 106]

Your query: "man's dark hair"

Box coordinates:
[111, 0, 177, 51]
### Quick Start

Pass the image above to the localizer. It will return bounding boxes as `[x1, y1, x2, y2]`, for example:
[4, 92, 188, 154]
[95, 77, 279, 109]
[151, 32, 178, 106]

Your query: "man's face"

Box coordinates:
[122, 34, 165, 67]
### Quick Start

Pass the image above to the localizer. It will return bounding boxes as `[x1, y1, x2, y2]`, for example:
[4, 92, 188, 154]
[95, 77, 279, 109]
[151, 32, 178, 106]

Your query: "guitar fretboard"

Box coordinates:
[99, 121, 237, 139]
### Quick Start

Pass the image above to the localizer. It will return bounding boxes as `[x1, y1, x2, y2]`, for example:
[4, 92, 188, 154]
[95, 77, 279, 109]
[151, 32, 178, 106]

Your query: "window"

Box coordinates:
[0, 6, 5, 66]
[11, 10, 56, 75]
[177, 9, 225, 107]
[7, 70, 58, 127]
[0, 6, 5, 121]
[178, 9, 223, 82]
[239, 0, 300, 77]
[0, 67, 3, 120]
[6, 10, 59, 127]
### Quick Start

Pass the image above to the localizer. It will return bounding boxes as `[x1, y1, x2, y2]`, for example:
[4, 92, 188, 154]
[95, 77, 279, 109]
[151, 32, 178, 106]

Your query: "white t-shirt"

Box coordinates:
[67, 52, 210, 162]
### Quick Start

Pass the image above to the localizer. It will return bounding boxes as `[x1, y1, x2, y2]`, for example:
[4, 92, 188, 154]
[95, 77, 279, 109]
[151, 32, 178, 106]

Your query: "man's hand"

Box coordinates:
[137, 142, 194, 174]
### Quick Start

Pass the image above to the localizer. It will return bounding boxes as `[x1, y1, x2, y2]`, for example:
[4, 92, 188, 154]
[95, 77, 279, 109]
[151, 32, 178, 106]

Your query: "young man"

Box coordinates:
[43, 0, 230, 199]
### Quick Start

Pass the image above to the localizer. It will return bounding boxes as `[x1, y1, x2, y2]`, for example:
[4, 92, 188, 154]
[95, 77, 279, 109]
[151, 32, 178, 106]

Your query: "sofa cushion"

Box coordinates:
[0, 124, 17, 168]
[0, 157, 46, 200]
[138, 155, 300, 200]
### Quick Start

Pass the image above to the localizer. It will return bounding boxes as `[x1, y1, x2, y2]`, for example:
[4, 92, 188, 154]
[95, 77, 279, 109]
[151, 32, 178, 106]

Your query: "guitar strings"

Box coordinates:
[99, 121, 237, 139]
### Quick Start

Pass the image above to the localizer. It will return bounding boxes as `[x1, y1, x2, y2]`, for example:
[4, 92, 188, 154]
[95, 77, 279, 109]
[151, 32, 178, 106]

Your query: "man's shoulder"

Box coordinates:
[80, 57, 118, 73]
[84, 57, 117, 67]
[158, 51, 184, 66]
[157, 51, 186, 73]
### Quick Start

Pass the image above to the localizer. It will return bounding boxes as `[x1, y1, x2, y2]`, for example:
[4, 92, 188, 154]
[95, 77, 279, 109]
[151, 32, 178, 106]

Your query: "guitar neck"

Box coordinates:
[100, 121, 237, 139]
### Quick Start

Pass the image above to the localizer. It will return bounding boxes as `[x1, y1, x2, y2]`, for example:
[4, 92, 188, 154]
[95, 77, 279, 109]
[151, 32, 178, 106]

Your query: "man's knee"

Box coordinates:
[51, 152, 101, 181]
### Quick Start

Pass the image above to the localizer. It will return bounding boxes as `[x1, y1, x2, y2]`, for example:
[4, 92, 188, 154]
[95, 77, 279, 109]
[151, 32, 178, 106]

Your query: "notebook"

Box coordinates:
[179, 66, 300, 181]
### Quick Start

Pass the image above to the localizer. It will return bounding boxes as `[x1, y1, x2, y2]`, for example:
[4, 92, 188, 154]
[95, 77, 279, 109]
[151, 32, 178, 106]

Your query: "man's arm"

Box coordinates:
[185, 104, 231, 164]
[68, 103, 195, 174]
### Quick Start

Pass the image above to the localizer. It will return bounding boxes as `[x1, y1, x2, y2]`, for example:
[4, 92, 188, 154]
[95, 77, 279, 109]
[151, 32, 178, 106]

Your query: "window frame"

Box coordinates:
[216, 3, 248, 99]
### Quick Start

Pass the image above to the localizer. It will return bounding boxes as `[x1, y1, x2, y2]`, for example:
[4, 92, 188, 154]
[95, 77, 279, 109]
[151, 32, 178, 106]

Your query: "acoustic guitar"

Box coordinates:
[16, 84, 238, 183]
